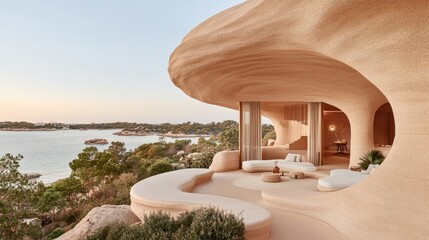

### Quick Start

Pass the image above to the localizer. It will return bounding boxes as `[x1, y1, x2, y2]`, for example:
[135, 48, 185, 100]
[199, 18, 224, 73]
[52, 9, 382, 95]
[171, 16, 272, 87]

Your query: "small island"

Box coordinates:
[84, 138, 108, 145]
[113, 130, 150, 136]
[24, 173, 42, 180]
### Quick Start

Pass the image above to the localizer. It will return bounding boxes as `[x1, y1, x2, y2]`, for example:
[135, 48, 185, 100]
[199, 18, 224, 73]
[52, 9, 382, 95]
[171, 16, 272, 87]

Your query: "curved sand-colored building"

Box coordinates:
[169, 1, 429, 239]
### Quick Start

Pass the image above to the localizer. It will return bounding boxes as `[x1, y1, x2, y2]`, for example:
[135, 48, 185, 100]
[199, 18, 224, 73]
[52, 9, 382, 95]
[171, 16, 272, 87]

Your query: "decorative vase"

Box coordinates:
[273, 160, 280, 174]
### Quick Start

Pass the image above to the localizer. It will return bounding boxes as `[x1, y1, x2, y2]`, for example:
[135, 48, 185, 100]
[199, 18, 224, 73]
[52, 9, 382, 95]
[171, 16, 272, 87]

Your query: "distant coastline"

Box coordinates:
[0, 120, 236, 138]
[0, 128, 212, 138]
[113, 130, 211, 138]
[158, 132, 211, 138]
[0, 128, 60, 131]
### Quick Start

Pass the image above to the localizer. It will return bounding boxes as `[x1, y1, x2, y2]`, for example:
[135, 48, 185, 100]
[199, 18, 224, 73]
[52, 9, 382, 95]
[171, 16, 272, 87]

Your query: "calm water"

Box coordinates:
[0, 130, 200, 184]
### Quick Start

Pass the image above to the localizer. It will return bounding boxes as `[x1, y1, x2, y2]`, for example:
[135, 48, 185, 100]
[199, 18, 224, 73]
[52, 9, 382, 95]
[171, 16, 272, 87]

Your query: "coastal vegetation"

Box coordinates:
[86, 207, 245, 240]
[0, 121, 68, 130]
[0, 120, 274, 138]
[0, 154, 44, 240]
[0, 121, 275, 239]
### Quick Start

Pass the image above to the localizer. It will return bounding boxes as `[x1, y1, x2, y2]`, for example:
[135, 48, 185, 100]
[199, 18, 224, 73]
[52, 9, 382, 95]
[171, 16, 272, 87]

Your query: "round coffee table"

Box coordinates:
[261, 172, 281, 183]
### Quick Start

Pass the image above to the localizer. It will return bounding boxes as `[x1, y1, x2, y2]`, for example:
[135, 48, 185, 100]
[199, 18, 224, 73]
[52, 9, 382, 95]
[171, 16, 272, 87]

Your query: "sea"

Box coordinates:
[0, 129, 201, 184]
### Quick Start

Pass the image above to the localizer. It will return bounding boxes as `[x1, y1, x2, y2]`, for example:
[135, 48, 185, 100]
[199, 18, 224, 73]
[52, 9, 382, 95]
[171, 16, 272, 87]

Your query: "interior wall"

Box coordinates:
[323, 112, 351, 150]
[261, 102, 308, 149]
[373, 103, 395, 146]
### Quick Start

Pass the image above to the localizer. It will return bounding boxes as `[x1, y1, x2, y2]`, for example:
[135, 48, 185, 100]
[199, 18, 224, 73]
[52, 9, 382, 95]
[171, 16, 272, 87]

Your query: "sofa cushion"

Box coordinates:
[242, 160, 316, 173]
[318, 169, 369, 191]
[285, 153, 302, 162]
[285, 154, 296, 162]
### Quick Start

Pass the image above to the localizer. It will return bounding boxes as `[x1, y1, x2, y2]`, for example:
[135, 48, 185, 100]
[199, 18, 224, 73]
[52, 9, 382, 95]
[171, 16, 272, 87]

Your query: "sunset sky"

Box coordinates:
[0, 0, 245, 124]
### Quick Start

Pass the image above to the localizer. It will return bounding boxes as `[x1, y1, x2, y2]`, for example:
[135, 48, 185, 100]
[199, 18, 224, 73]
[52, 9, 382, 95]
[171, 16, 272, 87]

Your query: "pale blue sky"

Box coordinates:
[0, 0, 244, 123]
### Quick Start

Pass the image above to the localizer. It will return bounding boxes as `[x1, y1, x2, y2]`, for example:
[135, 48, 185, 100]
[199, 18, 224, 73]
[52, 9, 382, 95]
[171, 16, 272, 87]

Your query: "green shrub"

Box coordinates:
[174, 207, 245, 240]
[141, 211, 178, 240]
[148, 161, 173, 176]
[358, 150, 385, 170]
[86, 207, 245, 240]
[86, 222, 146, 240]
[262, 130, 277, 146]
[182, 151, 215, 169]
[88, 172, 138, 206]
[47, 228, 65, 239]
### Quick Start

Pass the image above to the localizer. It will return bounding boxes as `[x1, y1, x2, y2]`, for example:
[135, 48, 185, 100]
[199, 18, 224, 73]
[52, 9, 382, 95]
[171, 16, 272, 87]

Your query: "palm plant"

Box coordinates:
[358, 150, 385, 170]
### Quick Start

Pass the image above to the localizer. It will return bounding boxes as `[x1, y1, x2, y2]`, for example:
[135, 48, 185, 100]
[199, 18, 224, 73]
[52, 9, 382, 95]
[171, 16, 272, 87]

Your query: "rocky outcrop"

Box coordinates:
[56, 205, 140, 240]
[84, 138, 108, 145]
[113, 130, 149, 136]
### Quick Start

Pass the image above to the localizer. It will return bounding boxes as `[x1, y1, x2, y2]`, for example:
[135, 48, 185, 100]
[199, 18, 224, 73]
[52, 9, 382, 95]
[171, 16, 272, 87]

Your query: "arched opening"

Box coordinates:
[373, 103, 395, 146]
[322, 103, 351, 166]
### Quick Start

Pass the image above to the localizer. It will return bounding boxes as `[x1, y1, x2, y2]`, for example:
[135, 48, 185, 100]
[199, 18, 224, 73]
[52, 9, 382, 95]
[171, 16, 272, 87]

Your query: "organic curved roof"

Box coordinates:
[168, 1, 429, 239]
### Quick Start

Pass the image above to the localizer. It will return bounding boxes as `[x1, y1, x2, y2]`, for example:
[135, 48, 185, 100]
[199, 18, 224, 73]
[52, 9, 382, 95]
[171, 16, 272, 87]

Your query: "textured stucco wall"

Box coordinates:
[324, 112, 351, 150]
[168, 1, 429, 239]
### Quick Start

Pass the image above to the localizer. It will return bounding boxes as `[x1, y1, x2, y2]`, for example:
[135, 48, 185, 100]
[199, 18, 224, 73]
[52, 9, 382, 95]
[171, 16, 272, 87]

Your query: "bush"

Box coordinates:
[217, 127, 239, 150]
[262, 130, 277, 146]
[97, 173, 139, 205]
[148, 161, 173, 176]
[175, 207, 245, 240]
[86, 222, 146, 240]
[141, 211, 178, 240]
[47, 228, 65, 239]
[87, 207, 245, 240]
[182, 151, 215, 169]
[358, 150, 385, 170]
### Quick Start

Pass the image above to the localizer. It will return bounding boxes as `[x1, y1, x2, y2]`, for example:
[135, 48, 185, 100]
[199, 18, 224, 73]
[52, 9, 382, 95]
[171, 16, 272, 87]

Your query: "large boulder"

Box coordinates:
[57, 205, 140, 240]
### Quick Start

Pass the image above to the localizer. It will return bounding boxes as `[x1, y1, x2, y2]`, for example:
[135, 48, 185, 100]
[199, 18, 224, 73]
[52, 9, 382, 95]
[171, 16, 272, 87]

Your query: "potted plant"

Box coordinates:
[358, 150, 385, 170]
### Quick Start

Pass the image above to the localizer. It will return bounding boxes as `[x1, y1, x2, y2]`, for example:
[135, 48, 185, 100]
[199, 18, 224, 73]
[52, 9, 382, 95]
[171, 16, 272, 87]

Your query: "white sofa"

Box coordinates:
[317, 164, 379, 191]
[242, 153, 317, 173]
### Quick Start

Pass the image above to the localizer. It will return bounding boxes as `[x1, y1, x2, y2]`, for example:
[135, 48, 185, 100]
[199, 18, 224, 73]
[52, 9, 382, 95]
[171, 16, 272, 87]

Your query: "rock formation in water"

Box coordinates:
[84, 138, 108, 145]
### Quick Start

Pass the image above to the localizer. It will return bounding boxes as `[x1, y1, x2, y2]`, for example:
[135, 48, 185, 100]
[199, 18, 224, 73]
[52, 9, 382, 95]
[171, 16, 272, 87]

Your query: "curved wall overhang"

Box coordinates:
[170, 49, 387, 114]
[168, 1, 429, 239]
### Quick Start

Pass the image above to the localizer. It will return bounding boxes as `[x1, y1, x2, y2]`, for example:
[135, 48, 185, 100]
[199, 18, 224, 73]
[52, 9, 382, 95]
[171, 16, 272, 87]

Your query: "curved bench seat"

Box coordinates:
[242, 160, 317, 173]
[317, 169, 369, 192]
[130, 168, 271, 239]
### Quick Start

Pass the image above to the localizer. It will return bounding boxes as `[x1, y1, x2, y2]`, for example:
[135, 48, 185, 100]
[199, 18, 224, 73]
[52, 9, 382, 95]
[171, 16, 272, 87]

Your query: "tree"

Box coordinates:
[217, 126, 239, 150]
[262, 130, 277, 146]
[69, 142, 133, 188]
[37, 190, 66, 215]
[0, 154, 43, 240]
[182, 151, 215, 168]
[147, 144, 165, 159]
[262, 124, 275, 137]
[148, 161, 173, 176]
[69, 146, 101, 187]
[49, 176, 85, 201]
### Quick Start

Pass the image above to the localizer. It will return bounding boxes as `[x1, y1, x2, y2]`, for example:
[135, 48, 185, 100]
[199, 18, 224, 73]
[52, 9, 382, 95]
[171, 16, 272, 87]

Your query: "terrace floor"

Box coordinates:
[192, 154, 349, 240]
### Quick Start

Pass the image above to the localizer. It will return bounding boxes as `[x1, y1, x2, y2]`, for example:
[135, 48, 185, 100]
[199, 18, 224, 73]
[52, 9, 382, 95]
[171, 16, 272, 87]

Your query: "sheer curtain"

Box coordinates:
[240, 102, 262, 162]
[308, 102, 322, 166]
